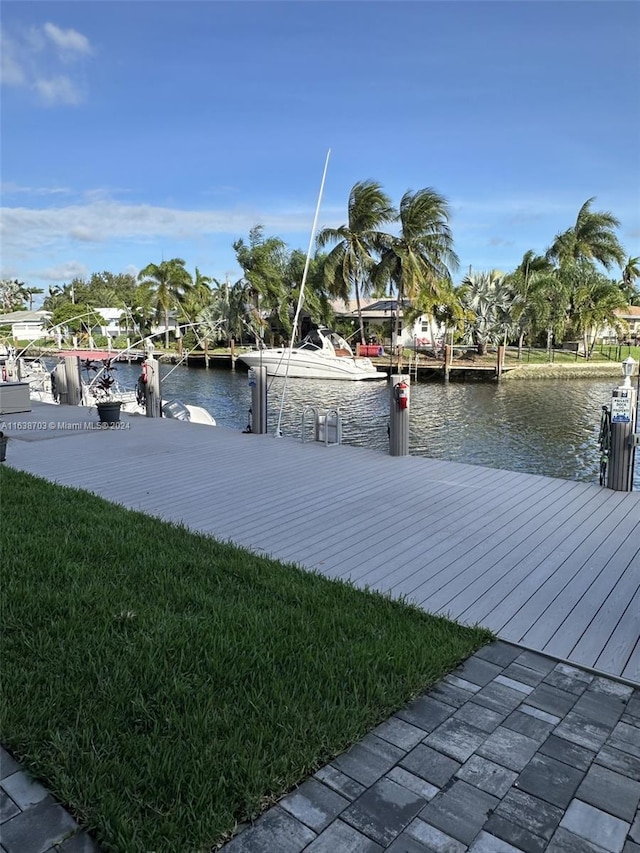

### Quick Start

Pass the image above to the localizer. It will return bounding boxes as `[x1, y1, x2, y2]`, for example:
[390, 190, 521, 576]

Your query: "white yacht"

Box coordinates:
[238, 327, 386, 381]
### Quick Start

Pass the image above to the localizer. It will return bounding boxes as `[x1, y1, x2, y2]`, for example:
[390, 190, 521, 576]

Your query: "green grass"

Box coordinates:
[0, 467, 492, 853]
[504, 344, 640, 365]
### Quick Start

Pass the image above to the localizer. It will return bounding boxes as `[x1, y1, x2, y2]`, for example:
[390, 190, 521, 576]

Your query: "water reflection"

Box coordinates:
[113, 362, 639, 489]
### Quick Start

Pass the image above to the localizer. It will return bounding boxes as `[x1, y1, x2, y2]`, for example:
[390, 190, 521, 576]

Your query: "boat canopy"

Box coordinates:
[54, 350, 117, 361]
[297, 328, 353, 356]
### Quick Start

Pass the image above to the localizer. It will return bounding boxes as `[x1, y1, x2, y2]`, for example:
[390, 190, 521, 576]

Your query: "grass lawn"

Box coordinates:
[0, 467, 492, 853]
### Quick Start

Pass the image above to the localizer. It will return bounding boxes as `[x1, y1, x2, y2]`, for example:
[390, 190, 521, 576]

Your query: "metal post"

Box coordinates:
[248, 366, 267, 434]
[389, 373, 410, 456]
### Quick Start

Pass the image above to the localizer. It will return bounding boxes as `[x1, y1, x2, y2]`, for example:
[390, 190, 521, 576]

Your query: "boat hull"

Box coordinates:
[238, 349, 386, 381]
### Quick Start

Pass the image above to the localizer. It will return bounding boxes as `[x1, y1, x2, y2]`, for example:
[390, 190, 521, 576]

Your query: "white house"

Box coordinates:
[0, 310, 52, 342]
[331, 298, 443, 348]
[600, 306, 640, 344]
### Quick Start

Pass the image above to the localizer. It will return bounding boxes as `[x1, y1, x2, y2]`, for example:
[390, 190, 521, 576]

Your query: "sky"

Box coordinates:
[1, 1, 639, 308]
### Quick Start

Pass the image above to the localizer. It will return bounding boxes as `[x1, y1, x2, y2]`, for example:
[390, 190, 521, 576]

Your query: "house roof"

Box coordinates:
[331, 298, 411, 319]
[0, 310, 51, 323]
[616, 306, 640, 318]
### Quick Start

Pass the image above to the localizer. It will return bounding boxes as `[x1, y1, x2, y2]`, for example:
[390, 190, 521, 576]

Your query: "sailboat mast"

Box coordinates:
[275, 149, 331, 437]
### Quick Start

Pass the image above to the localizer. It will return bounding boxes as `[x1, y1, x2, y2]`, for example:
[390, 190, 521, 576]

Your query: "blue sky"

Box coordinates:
[2, 1, 639, 307]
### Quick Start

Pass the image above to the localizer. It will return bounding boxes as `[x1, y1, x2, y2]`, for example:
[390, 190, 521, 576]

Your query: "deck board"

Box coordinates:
[593, 582, 640, 675]
[407, 481, 592, 610]
[3, 403, 639, 683]
[476, 491, 631, 634]
[520, 512, 640, 650]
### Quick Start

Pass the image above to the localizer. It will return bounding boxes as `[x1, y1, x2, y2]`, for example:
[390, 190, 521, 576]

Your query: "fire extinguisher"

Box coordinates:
[394, 380, 409, 410]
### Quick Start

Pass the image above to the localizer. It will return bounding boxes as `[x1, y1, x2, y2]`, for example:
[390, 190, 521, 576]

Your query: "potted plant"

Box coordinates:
[93, 359, 122, 424]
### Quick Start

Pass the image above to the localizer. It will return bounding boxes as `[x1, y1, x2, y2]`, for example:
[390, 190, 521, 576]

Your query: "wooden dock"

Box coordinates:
[3, 402, 639, 683]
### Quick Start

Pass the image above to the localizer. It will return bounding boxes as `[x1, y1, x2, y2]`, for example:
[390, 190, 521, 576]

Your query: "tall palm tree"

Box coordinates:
[233, 226, 288, 344]
[317, 180, 396, 344]
[505, 250, 554, 357]
[621, 255, 640, 305]
[179, 267, 213, 326]
[283, 249, 333, 339]
[374, 187, 459, 352]
[569, 266, 628, 356]
[138, 259, 193, 348]
[546, 198, 626, 271]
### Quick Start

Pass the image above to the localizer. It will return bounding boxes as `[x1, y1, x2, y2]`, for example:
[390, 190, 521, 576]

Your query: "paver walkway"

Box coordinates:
[2, 642, 638, 853]
[220, 642, 640, 853]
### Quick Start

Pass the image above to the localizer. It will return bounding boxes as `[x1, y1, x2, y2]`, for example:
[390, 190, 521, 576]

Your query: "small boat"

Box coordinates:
[238, 327, 386, 381]
[8, 350, 216, 426]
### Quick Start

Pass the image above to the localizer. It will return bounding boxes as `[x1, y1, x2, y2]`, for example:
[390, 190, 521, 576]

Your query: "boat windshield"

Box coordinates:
[298, 330, 323, 351]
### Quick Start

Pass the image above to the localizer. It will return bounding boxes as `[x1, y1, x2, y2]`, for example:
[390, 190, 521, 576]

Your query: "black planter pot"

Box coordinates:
[97, 401, 122, 424]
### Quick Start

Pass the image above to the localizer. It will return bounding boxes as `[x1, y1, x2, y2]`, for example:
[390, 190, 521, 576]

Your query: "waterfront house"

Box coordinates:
[331, 298, 443, 349]
[0, 310, 52, 342]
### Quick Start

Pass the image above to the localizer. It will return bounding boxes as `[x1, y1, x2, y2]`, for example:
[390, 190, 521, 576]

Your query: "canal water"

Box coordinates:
[112, 361, 640, 490]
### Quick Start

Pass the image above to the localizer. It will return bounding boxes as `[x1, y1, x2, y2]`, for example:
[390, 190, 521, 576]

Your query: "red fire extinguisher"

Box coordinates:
[394, 380, 409, 410]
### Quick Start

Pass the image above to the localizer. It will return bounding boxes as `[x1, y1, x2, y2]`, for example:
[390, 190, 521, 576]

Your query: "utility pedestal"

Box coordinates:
[389, 374, 410, 456]
[248, 367, 267, 434]
[607, 383, 637, 491]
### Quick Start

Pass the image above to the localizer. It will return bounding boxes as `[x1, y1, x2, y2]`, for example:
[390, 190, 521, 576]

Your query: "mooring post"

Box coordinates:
[389, 373, 410, 456]
[443, 345, 452, 384]
[143, 356, 162, 418]
[63, 357, 82, 406]
[606, 357, 638, 491]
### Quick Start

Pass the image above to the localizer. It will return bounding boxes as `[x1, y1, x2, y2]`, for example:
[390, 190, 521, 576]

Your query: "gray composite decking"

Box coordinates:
[2, 402, 639, 683]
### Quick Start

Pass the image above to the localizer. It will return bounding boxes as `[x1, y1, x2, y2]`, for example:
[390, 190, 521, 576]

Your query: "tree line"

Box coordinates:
[2, 184, 638, 356]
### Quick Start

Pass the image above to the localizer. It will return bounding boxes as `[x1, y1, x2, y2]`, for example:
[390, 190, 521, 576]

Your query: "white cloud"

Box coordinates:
[0, 32, 26, 85]
[34, 75, 84, 106]
[35, 261, 89, 282]
[43, 23, 92, 59]
[1, 182, 71, 196]
[0, 22, 92, 106]
[0, 197, 316, 290]
[1, 199, 316, 257]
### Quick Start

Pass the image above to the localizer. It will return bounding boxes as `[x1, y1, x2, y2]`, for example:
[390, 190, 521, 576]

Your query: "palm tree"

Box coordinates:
[572, 269, 628, 357]
[621, 256, 640, 305]
[179, 267, 213, 326]
[23, 287, 44, 310]
[458, 271, 514, 355]
[233, 226, 289, 344]
[282, 249, 333, 340]
[546, 198, 626, 271]
[137, 259, 193, 348]
[317, 180, 396, 344]
[374, 187, 459, 353]
[505, 251, 554, 357]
